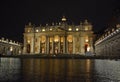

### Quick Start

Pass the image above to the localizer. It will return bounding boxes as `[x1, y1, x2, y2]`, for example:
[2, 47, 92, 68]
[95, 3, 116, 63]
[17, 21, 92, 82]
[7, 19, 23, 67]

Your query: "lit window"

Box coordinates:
[28, 30, 30, 32]
[36, 29, 39, 32]
[54, 39, 58, 42]
[27, 40, 30, 43]
[42, 29, 45, 32]
[76, 28, 79, 31]
[85, 27, 88, 31]
[54, 36, 59, 42]
[68, 39, 72, 42]
[61, 37, 63, 42]
[68, 28, 72, 31]
[50, 28, 52, 31]
[85, 39, 89, 42]
[10, 46, 13, 51]
[67, 35, 73, 42]
[87, 47, 90, 51]
[19, 50, 21, 54]
[85, 36, 89, 42]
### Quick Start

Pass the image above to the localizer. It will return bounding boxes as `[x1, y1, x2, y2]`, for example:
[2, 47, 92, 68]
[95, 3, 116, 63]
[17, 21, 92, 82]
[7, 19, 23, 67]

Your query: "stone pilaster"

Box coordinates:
[39, 40, 41, 53]
[38, 36, 40, 53]
[45, 36, 47, 54]
[31, 37, 34, 54]
[73, 36, 75, 54]
[52, 36, 54, 54]
[23, 36, 26, 54]
[80, 36, 85, 54]
[66, 37, 68, 53]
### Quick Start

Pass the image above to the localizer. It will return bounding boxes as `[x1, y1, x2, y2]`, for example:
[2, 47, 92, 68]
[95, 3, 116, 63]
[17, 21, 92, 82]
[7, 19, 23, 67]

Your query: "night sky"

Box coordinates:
[0, 0, 120, 42]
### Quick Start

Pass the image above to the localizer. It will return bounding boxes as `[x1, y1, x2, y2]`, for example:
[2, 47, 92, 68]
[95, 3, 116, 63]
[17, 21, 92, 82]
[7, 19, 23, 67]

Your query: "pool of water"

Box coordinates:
[0, 58, 120, 82]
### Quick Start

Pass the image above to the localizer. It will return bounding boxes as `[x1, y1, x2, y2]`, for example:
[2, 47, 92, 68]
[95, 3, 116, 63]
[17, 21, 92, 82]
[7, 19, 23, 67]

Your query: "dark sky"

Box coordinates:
[0, 0, 120, 42]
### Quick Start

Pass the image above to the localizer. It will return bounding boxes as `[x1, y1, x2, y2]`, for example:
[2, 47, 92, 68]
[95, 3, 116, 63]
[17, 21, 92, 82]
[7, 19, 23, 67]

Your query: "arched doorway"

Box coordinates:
[27, 44, 30, 53]
[85, 43, 88, 53]
[40, 36, 46, 54]
[54, 35, 59, 54]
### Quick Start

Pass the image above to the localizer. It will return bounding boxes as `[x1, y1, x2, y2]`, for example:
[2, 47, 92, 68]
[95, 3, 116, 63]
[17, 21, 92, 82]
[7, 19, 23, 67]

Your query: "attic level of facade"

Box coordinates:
[25, 19, 93, 33]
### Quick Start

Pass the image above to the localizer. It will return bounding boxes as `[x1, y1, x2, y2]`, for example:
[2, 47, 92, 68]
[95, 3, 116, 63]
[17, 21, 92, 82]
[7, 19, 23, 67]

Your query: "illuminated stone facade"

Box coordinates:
[95, 24, 120, 56]
[0, 37, 22, 55]
[23, 17, 94, 55]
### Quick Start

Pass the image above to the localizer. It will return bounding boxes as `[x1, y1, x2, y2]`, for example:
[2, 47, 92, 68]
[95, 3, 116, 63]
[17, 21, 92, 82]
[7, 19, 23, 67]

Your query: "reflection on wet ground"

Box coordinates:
[0, 58, 120, 82]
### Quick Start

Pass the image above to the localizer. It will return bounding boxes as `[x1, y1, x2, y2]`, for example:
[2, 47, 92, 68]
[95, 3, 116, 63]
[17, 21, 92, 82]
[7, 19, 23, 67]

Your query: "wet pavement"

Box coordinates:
[0, 58, 120, 82]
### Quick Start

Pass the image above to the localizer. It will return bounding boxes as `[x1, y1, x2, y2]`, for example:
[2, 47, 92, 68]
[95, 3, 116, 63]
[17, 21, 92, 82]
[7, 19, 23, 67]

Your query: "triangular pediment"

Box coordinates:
[52, 26, 66, 32]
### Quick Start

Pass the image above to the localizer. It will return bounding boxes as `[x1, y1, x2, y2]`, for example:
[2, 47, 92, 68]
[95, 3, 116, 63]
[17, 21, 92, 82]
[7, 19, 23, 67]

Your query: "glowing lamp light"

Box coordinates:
[87, 47, 90, 51]
[27, 30, 30, 32]
[85, 39, 89, 42]
[68, 40, 72, 42]
[54, 39, 58, 42]
[19, 50, 21, 54]
[10, 47, 13, 51]
[27, 40, 30, 43]
[50, 28, 52, 31]
[76, 28, 79, 31]
[68, 28, 72, 31]
[42, 40, 45, 43]
[42, 29, 45, 32]
[62, 16, 67, 21]
[36, 29, 39, 32]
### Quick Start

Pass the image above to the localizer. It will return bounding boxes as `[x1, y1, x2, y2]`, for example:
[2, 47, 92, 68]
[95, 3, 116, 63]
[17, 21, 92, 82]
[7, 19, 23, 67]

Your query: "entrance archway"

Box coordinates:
[67, 35, 73, 54]
[27, 44, 30, 53]
[85, 44, 88, 53]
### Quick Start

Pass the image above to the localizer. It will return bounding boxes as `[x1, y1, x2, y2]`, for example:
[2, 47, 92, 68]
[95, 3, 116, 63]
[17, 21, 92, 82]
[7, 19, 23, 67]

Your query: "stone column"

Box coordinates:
[80, 36, 85, 55]
[52, 36, 54, 54]
[79, 36, 81, 54]
[73, 36, 75, 54]
[47, 36, 50, 54]
[38, 36, 40, 53]
[45, 36, 47, 54]
[66, 37, 68, 53]
[31, 37, 34, 54]
[89, 37, 93, 53]
[63, 36, 65, 53]
[58, 36, 61, 53]
[23, 36, 26, 54]
[39, 40, 41, 53]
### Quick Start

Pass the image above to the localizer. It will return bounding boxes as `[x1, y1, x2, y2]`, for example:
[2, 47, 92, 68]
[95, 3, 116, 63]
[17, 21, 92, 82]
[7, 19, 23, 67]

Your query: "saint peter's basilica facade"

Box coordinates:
[23, 17, 94, 55]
